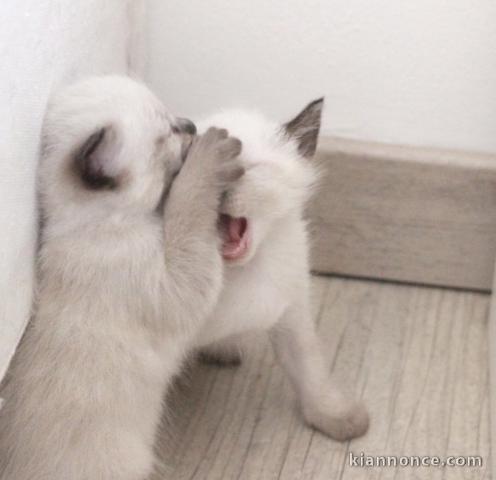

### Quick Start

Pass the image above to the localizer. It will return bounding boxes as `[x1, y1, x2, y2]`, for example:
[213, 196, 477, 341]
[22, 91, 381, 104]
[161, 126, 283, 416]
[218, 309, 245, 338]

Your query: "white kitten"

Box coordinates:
[0, 75, 243, 480]
[193, 100, 369, 441]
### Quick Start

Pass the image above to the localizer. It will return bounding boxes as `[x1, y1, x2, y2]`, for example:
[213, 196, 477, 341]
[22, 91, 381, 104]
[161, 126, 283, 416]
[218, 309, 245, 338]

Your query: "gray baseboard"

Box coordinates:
[309, 136, 496, 291]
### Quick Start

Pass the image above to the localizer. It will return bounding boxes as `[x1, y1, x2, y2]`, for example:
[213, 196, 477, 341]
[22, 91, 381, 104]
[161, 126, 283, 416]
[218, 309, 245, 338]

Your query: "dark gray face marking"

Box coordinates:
[74, 127, 118, 190]
[283, 98, 324, 159]
[173, 117, 197, 136]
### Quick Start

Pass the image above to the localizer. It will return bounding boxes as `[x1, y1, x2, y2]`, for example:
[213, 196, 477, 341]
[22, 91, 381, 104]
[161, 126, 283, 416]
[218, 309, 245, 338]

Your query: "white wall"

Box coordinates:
[146, 0, 496, 153]
[0, 0, 144, 382]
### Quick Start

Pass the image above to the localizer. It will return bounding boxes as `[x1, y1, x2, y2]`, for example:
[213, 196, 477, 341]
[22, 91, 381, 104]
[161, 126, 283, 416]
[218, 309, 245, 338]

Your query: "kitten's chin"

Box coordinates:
[219, 214, 251, 264]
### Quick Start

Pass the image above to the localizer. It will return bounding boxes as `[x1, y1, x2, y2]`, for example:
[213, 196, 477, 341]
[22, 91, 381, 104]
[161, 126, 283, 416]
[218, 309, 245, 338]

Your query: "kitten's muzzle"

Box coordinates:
[175, 117, 197, 135]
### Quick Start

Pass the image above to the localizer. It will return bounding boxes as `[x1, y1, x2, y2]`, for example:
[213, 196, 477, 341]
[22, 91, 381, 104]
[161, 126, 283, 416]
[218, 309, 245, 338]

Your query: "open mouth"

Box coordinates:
[219, 214, 250, 261]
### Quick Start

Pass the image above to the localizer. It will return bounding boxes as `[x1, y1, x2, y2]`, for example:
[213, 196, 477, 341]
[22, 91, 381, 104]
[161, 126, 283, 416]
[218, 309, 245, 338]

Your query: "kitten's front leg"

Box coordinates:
[162, 128, 243, 329]
[198, 335, 244, 366]
[270, 300, 369, 441]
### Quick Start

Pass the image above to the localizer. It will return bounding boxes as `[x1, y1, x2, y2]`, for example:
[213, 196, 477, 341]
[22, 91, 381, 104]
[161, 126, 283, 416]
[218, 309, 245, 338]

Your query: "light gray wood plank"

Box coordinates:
[309, 137, 496, 291]
[154, 276, 490, 479]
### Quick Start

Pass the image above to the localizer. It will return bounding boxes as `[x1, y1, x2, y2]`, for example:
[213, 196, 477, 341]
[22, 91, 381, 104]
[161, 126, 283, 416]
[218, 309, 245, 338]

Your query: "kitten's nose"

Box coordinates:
[175, 117, 197, 135]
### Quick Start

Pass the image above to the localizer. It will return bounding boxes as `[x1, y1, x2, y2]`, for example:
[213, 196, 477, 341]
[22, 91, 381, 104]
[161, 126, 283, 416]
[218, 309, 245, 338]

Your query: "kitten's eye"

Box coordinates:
[171, 125, 180, 135]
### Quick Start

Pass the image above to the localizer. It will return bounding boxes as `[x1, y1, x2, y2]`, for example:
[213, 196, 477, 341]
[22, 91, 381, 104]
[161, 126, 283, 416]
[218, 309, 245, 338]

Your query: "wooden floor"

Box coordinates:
[154, 275, 491, 480]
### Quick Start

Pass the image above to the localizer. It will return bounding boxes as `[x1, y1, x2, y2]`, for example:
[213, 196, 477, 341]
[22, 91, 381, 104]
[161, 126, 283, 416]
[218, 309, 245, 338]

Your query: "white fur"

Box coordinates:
[0, 76, 243, 480]
[0, 83, 367, 479]
[194, 108, 370, 441]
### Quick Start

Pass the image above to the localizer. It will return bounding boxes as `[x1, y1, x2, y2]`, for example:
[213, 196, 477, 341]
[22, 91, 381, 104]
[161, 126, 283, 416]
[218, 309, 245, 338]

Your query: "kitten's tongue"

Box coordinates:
[228, 217, 245, 241]
[219, 214, 249, 260]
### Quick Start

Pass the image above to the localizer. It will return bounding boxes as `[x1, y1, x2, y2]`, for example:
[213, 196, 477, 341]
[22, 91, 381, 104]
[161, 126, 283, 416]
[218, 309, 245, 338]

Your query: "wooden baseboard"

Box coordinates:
[490, 267, 496, 478]
[309, 136, 496, 291]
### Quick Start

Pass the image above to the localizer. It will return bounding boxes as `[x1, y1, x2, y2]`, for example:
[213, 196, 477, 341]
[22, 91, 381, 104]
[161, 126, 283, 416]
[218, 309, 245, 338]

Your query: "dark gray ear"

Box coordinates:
[282, 98, 324, 158]
[74, 127, 120, 190]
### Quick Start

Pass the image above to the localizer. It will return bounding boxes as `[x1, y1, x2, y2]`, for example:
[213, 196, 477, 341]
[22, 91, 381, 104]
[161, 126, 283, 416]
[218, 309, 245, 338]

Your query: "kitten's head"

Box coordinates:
[197, 98, 323, 266]
[39, 75, 195, 231]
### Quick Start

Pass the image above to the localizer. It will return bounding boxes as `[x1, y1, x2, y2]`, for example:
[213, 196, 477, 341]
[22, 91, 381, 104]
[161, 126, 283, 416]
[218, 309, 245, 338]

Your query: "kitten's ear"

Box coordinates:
[74, 126, 121, 190]
[282, 98, 324, 158]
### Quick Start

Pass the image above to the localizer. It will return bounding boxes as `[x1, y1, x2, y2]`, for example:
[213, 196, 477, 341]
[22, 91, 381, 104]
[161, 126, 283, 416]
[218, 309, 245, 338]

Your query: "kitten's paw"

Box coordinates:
[186, 127, 244, 189]
[197, 339, 243, 367]
[302, 397, 369, 441]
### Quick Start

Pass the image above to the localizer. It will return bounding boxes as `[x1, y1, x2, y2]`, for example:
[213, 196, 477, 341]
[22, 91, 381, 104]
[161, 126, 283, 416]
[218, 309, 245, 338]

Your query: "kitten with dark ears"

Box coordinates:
[192, 99, 369, 441]
[0, 76, 243, 480]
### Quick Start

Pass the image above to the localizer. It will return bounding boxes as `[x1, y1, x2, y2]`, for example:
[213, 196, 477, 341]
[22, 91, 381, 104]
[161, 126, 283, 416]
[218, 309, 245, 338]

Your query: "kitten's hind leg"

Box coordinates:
[198, 335, 243, 366]
[270, 301, 369, 441]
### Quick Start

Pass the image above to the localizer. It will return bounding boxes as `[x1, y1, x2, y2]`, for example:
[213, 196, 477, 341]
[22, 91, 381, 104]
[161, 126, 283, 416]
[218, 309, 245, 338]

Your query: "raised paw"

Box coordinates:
[207, 128, 243, 186]
[302, 394, 369, 441]
[185, 127, 244, 189]
[216, 137, 244, 184]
